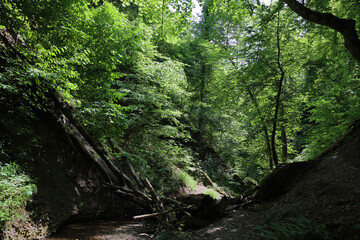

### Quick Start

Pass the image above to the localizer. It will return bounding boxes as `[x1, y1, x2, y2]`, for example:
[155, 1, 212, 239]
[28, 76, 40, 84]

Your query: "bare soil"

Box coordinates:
[184, 208, 265, 240]
[46, 219, 154, 240]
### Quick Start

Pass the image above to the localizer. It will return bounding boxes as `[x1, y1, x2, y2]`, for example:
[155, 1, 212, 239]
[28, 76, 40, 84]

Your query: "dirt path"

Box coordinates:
[46, 208, 265, 240]
[185, 208, 265, 240]
[46, 219, 155, 240]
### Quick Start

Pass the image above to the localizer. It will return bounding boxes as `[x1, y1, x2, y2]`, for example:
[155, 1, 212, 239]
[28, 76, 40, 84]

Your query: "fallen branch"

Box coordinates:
[200, 170, 230, 197]
[159, 197, 183, 207]
[143, 178, 165, 211]
[133, 205, 194, 220]
[57, 111, 119, 184]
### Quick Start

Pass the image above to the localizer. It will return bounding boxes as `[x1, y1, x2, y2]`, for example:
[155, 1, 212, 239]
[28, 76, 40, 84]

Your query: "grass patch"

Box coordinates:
[176, 170, 197, 190]
[202, 189, 219, 199]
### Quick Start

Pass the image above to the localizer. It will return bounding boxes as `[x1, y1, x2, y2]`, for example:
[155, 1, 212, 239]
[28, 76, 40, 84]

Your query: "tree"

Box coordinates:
[282, 0, 360, 63]
[0, 0, 191, 219]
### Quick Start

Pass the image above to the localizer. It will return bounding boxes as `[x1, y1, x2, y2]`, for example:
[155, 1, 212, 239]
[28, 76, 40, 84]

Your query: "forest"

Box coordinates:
[0, 0, 360, 239]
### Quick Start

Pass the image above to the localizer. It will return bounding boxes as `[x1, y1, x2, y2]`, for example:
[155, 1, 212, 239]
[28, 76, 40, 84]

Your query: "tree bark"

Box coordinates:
[283, 0, 360, 63]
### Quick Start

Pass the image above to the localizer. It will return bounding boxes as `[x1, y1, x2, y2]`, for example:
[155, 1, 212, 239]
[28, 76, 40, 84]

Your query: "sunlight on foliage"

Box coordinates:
[202, 189, 219, 199]
[176, 170, 197, 191]
[0, 163, 36, 230]
[1, 0, 360, 235]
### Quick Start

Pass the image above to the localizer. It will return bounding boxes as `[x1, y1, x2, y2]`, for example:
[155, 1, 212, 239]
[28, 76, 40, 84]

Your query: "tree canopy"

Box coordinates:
[1, 0, 360, 237]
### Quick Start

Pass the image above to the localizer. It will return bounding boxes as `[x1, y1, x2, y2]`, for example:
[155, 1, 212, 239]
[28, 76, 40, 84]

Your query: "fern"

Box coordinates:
[257, 216, 327, 240]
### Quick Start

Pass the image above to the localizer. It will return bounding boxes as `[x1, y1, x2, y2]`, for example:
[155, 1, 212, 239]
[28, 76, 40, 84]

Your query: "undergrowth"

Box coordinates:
[176, 170, 197, 190]
[257, 215, 328, 240]
[0, 163, 46, 239]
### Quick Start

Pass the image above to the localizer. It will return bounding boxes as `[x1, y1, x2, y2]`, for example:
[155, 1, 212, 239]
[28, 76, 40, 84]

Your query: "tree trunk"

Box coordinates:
[283, 0, 360, 63]
[48, 89, 171, 217]
[281, 126, 288, 162]
[228, 57, 274, 169]
[247, 88, 274, 169]
[271, 73, 283, 168]
[55, 112, 120, 184]
[271, 12, 285, 168]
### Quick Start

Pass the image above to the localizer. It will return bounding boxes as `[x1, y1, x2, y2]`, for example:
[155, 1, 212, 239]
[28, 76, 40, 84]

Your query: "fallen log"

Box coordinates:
[132, 194, 236, 229]
[49, 89, 169, 217]
[56, 111, 119, 184]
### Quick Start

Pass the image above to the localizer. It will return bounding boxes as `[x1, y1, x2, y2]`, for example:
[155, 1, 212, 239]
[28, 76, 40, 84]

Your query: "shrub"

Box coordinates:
[2, 209, 46, 240]
[0, 163, 45, 239]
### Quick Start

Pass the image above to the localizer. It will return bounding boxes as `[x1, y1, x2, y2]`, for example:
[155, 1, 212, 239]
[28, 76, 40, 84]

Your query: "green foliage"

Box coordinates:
[202, 189, 219, 199]
[257, 216, 327, 240]
[297, 34, 360, 158]
[193, 0, 360, 172]
[2, 0, 360, 214]
[176, 170, 197, 191]
[0, 163, 36, 230]
[1, 210, 46, 240]
[110, 53, 191, 192]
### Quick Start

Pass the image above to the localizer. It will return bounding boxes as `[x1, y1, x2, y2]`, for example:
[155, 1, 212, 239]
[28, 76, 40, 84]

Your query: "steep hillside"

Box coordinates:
[187, 121, 360, 240]
[0, 104, 131, 233]
[261, 121, 360, 239]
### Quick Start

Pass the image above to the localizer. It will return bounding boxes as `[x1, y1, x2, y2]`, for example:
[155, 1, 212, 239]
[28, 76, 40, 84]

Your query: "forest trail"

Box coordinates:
[48, 122, 360, 240]
[46, 219, 154, 240]
[46, 209, 265, 240]
[184, 208, 265, 240]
